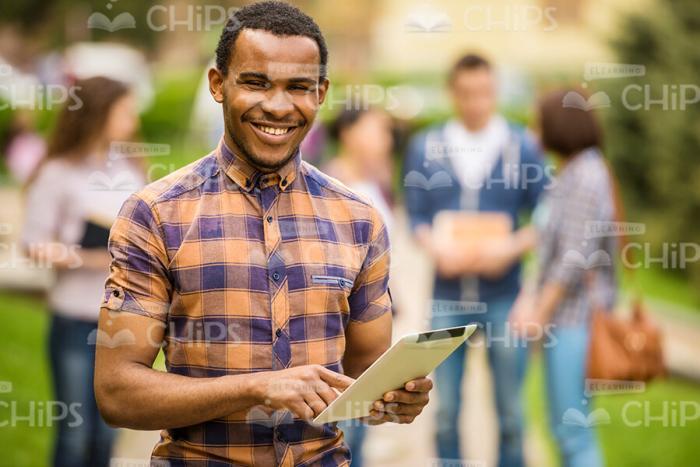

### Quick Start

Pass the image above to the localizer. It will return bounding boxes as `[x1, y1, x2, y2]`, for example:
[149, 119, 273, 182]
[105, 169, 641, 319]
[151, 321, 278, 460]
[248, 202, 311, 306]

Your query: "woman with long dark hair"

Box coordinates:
[22, 76, 144, 467]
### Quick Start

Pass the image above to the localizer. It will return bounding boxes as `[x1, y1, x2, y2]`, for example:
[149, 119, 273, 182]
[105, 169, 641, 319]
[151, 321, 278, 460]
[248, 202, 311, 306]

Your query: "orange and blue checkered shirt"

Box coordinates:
[101, 139, 392, 466]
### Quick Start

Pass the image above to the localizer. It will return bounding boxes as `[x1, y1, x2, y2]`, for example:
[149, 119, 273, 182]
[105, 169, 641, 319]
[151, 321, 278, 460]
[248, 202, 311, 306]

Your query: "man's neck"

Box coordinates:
[460, 117, 492, 133]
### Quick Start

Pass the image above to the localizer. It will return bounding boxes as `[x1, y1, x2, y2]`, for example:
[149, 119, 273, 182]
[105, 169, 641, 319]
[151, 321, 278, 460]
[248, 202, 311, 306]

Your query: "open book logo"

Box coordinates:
[562, 249, 612, 270]
[562, 408, 610, 427]
[87, 170, 139, 191]
[562, 91, 610, 111]
[404, 170, 453, 190]
[404, 7, 452, 33]
[87, 329, 136, 348]
[87, 11, 136, 32]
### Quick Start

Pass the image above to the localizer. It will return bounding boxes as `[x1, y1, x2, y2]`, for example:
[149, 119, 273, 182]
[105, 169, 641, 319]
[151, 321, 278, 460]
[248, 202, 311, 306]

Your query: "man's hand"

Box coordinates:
[364, 377, 433, 425]
[251, 364, 355, 420]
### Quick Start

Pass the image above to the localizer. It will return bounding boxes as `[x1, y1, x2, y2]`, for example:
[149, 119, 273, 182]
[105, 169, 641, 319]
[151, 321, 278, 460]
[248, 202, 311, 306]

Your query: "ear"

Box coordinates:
[208, 67, 225, 103]
[317, 78, 330, 106]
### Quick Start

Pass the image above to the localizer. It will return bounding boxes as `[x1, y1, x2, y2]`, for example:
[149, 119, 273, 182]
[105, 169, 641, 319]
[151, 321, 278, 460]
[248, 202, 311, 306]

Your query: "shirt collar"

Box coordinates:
[216, 137, 300, 192]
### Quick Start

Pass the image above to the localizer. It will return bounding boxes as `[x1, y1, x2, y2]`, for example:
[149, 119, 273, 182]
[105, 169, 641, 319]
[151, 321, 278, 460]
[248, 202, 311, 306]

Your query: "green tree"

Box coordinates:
[602, 0, 700, 289]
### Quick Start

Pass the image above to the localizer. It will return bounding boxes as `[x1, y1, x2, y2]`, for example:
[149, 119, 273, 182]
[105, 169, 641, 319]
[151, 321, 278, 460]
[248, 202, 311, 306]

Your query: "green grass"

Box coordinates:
[2, 290, 700, 466]
[0, 292, 53, 467]
[622, 266, 700, 311]
[524, 353, 700, 467]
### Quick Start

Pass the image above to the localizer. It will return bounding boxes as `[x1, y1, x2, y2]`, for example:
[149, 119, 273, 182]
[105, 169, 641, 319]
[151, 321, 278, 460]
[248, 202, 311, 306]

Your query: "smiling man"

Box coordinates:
[93, 2, 431, 466]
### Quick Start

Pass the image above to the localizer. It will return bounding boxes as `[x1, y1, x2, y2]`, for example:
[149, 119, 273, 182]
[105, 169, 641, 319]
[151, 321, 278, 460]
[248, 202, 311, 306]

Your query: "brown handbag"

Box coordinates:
[586, 297, 665, 381]
[585, 162, 665, 381]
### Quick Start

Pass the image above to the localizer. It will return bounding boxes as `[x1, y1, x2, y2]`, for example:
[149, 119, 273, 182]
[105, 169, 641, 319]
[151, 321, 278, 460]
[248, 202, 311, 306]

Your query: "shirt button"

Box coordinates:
[266, 215, 273, 224]
[276, 432, 285, 442]
[272, 272, 280, 281]
[112, 290, 120, 297]
[275, 329, 282, 337]
[281, 179, 287, 187]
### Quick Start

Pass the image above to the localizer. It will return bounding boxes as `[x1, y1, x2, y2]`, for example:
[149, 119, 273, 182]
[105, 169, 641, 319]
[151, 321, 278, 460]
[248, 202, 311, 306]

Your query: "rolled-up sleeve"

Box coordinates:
[347, 208, 392, 323]
[101, 194, 171, 321]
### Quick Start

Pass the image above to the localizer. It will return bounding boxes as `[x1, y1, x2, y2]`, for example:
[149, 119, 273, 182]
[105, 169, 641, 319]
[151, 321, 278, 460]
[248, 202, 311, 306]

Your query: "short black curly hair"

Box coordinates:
[215, 1, 328, 80]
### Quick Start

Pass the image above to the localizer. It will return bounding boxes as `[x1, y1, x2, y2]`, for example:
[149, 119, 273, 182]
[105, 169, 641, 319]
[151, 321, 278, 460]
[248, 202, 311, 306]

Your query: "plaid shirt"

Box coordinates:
[535, 148, 617, 325]
[101, 140, 392, 466]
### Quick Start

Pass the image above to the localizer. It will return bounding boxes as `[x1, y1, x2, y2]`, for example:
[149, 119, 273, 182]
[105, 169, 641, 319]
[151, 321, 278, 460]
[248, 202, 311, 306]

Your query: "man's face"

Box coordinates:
[449, 67, 496, 131]
[209, 29, 329, 171]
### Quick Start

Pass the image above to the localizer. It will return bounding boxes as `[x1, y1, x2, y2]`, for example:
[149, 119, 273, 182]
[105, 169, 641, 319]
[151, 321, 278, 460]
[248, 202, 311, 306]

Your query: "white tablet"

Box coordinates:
[313, 324, 477, 424]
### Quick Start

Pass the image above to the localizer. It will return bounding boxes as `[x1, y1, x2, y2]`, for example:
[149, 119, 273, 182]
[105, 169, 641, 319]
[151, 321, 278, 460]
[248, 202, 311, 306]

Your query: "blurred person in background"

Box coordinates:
[509, 89, 616, 467]
[2, 109, 46, 183]
[323, 107, 395, 231]
[402, 54, 547, 467]
[322, 107, 396, 466]
[21, 76, 144, 467]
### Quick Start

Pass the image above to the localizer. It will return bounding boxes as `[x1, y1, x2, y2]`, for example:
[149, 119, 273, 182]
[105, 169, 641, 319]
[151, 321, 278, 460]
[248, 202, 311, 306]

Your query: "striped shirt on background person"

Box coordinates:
[101, 139, 391, 466]
[535, 148, 617, 326]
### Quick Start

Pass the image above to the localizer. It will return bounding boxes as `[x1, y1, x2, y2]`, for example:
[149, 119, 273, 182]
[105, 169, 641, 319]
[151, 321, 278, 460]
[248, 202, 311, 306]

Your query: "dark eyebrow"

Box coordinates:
[288, 77, 317, 86]
[236, 72, 270, 81]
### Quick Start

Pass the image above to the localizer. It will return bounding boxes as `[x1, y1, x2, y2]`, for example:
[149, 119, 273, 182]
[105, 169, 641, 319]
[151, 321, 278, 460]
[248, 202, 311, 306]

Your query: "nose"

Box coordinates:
[260, 88, 295, 120]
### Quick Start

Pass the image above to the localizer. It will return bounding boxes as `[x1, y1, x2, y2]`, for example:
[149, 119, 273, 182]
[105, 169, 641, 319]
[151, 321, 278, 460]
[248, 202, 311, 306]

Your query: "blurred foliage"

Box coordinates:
[601, 0, 700, 289]
[139, 69, 201, 148]
[0, 0, 159, 50]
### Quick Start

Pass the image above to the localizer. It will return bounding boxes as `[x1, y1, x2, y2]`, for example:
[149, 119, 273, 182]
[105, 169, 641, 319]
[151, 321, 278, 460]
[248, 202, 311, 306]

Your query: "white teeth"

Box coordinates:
[257, 125, 290, 136]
